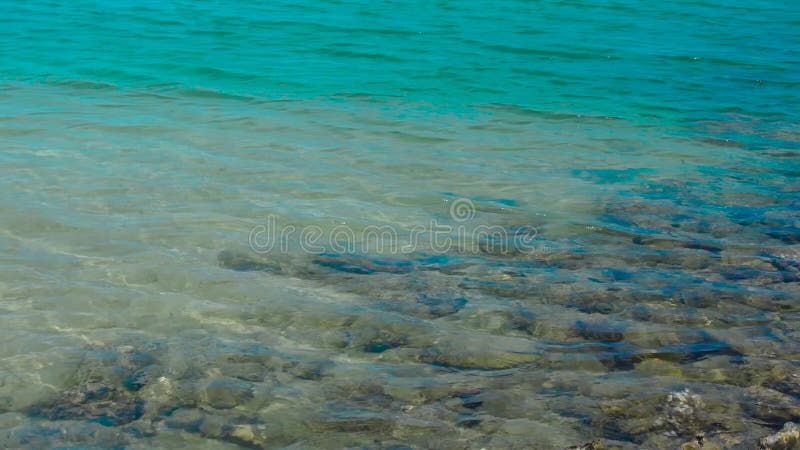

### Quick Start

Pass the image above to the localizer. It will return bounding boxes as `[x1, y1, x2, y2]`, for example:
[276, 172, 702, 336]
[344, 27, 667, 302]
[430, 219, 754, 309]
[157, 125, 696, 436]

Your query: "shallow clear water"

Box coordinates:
[1, 1, 799, 448]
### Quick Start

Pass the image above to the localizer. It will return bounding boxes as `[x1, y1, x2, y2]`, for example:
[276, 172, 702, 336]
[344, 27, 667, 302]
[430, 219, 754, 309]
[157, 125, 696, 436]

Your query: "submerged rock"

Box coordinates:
[681, 240, 723, 254]
[743, 386, 800, 427]
[164, 407, 205, 431]
[503, 309, 539, 335]
[419, 346, 538, 370]
[307, 407, 394, 434]
[418, 294, 468, 317]
[23, 345, 159, 426]
[217, 249, 281, 272]
[380, 294, 468, 319]
[165, 408, 271, 449]
[759, 422, 800, 450]
[202, 378, 254, 410]
[28, 382, 144, 426]
[224, 423, 271, 448]
[74, 345, 160, 393]
[656, 389, 708, 435]
[641, 333, 744, 365]
[634, 359, 683, 378]
[312, 253, 415, 275]
[564, 288, 627, 315]
[596, 389, 724, 443]
[767, 249, 800, 282]
[348, 327, 410, 353]
[763, 372, 800, 400]
[573, 319, 626, 342]
[285, 359, 331, 380]
[766, 228, 800, 244]
[455, 414, 482, 429]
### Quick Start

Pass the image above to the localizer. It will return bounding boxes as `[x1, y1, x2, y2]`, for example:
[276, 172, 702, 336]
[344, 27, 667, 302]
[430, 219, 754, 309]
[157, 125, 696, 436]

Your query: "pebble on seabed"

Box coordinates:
[758, 422, 800, 450]
[202, 378, 255, 410]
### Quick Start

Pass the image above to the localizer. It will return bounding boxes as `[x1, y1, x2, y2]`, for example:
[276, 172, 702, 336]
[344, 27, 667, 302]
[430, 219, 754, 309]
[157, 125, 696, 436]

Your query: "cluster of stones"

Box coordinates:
[4, 177, 797, 448]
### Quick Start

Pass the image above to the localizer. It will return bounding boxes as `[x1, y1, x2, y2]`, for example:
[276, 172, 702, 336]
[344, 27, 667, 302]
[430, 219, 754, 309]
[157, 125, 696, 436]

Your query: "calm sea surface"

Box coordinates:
[1, 1, 799, 448]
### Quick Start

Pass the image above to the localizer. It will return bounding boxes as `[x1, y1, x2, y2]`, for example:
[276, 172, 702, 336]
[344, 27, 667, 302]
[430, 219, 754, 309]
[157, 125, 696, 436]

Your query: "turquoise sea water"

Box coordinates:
[1, 1, 799, 448]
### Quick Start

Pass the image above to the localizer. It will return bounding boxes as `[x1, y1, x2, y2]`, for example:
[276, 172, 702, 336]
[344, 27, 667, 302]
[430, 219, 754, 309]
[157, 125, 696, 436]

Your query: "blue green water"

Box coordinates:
[4, 1, 799, 120]
[1, 1, 799, 448]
